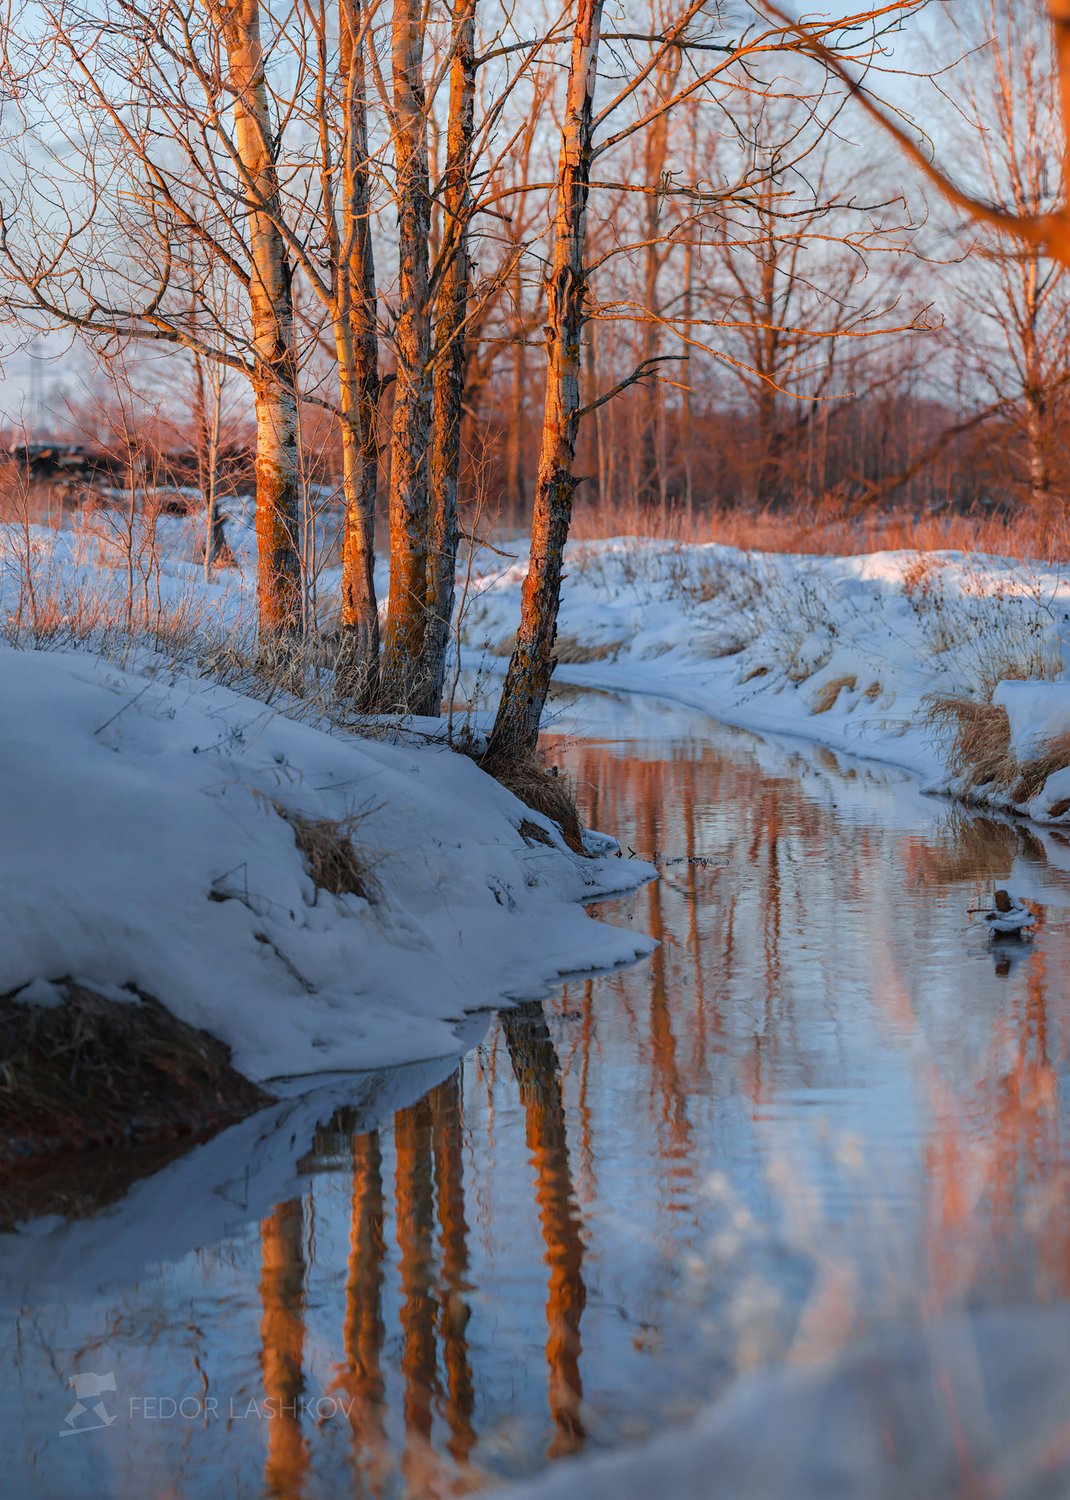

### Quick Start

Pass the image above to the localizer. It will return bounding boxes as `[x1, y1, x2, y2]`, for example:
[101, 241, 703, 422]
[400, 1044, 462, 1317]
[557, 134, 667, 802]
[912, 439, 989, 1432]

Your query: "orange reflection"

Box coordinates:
[503, 1003, 587, 1457]
[259, 1198, 309, 1500]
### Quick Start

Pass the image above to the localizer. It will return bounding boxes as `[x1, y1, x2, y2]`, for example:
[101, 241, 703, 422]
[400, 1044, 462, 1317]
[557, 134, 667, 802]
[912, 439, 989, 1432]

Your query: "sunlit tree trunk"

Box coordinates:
[418, 0, 476, 715]
[211, 0, 304, 638]
[381, 0, 434, 710]
[489, 0, 604, 757]
[336, 0, 381, 700]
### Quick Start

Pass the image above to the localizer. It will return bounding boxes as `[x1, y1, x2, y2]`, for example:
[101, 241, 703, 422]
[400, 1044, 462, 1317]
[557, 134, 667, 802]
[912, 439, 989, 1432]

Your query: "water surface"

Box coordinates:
[4, 690, 1070, 1499]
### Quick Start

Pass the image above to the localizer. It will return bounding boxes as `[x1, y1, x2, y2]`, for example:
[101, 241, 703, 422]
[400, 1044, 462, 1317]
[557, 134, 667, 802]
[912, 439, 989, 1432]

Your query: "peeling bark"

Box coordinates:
[489, 0, 604, 757]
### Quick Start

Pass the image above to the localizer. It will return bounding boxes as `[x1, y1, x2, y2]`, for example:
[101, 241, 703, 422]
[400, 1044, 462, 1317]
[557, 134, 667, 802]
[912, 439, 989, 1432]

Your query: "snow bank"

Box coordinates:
[0, 642, 654, 1082]
[461, 539, 1070, 823]
[498, 1307, 1070, 1500]
[992, 678, 1070, 759]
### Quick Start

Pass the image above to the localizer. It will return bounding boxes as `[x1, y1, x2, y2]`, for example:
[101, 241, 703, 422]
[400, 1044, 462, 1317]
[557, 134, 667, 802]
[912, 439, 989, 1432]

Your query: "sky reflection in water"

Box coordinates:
[4, 689, 1070, 1499]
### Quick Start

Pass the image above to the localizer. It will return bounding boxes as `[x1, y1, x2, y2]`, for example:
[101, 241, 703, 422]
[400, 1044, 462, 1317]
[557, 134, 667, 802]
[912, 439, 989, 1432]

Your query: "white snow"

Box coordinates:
[993, 678, 1070, 759]
[0, 640, 654, 1082]
[460, 537, 1070, 822]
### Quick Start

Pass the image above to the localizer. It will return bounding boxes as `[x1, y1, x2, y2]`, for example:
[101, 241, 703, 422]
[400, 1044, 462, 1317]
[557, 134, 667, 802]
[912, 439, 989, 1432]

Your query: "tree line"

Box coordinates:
[1, 0, 1067, 751]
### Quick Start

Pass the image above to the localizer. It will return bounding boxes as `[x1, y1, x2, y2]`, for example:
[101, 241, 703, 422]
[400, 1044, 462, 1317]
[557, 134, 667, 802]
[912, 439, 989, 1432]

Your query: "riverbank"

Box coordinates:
[462, 538, 1070, 824]
[0, 638, 654, 1170]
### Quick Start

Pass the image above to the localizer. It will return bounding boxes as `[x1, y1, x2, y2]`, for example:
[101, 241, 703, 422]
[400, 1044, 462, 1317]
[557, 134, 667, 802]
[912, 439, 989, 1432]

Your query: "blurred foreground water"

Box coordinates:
[4, 688, 1070, 1498]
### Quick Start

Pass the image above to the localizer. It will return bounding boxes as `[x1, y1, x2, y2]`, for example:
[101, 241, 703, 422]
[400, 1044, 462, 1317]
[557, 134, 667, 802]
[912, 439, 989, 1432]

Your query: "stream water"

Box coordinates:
[4, 688, 1070, 1499]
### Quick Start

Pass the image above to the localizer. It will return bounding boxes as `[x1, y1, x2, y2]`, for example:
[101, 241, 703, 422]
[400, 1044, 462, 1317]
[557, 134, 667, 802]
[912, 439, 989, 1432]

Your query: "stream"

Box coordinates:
[4, 687, 1070, 1499]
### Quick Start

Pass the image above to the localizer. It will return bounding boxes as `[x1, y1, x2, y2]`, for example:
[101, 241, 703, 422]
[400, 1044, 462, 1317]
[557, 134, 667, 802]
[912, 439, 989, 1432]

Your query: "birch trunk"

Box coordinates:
[336, 0, 381, 701]
[381, 0, 434, 710]
[488, 0, 603, 758]
[210, 0, 303, 639]
[417, 0, 476, 715]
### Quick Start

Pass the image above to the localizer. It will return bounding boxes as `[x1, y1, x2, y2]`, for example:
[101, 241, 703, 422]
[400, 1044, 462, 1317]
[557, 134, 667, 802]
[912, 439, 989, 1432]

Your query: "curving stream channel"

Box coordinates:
[4, 687, 1070, 1499]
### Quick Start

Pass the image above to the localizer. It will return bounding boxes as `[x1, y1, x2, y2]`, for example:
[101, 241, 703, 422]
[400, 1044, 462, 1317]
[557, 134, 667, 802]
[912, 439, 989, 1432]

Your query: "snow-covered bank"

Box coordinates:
[462, 539, 1070, 823]
[0, 642, 654, 1084]
[498, 1307, 1070, 1500]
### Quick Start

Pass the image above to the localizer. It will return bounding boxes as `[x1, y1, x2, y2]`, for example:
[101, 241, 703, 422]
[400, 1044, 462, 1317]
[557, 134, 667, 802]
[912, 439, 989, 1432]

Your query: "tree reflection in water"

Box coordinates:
[13, 704, 1070, 1500]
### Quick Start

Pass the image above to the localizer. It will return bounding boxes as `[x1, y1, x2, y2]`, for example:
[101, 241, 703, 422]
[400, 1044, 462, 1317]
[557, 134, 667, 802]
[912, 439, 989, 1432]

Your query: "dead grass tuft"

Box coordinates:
[478, 746, 586, 854]
[1012, 732, 1070, 805]
[554, 635, 626, 664]
[280, 809, 375, 900]
[811, 674, 857, 714]
[928, 698, 1070, 810]
[925, 698, 1016, 793]
[518, 817, 556, 848]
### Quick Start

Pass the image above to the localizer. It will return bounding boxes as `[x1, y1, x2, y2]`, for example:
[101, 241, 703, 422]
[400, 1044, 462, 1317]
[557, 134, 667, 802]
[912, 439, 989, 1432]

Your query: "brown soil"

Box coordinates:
[0, 979, 273, 1229]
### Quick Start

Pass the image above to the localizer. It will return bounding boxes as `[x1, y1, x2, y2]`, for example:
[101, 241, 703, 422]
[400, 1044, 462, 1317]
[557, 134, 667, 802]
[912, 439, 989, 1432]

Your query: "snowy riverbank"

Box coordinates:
[462, 538, 1070, 824]
[0, 641, 654, 1085]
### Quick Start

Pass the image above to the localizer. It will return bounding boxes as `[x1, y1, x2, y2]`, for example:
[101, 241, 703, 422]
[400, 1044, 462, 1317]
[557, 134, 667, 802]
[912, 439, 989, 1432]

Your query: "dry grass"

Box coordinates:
[280, 809, 375, 901]
[485, 632, 625, 666]
[478, 746, 586, 854]
[517, 817, 557, 848]
[811, 674, 857, 714]
[554, 635, 627, 664]
[926, 698, 1016, 793]
[1012, 731, 1070, 805]
[925, 700, 1070, 809]
[566, 492, 1070, 563]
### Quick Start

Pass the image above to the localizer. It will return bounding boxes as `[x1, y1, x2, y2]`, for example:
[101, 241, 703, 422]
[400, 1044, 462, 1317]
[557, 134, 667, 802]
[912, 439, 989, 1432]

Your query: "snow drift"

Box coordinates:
[0, 642, 654, 1082]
